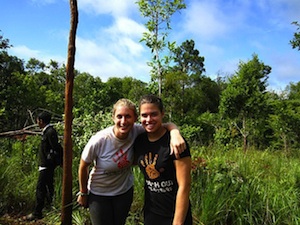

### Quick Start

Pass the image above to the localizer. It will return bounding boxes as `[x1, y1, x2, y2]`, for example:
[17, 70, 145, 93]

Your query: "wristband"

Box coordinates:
[76, 191, 88, 196]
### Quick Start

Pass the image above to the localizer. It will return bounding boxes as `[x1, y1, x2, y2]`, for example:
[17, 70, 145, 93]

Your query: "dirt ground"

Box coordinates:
[0, 214, 47, 225]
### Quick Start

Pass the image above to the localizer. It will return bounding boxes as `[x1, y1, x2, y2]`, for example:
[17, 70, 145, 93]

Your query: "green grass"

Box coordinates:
[190, 147, 300, 225]
[2, 139, 300, 224]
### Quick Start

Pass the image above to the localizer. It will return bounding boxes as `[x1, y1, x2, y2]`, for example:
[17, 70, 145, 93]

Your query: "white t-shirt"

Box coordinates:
[81, 124, 145, 196]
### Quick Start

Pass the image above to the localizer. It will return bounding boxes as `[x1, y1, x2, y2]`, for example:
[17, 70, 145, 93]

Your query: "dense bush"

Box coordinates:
[2, 135, 300, 224]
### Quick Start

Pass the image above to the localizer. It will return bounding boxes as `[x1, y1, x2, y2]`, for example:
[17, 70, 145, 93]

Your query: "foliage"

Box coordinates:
[2, 24, 300, 224]
[3, 137, 300, 224]
[163, 39, 212, 123]
[0, 30, 12, 50]
[137, 0, 186, 96]
[268, 98, 300, 152]
[172, 39, 205, 77]
[218, 54, 271, 151]
[191, 146, 300, 225]
[0, 136, 40, 214]
[0, 52, 25, 131]
[0, 56, 65, 132]
[72, 111, 114, 156]
[290, 21, 300, 51]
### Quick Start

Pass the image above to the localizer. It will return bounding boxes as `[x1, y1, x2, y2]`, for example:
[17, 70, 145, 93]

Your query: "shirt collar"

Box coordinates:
[42, 124, 51, 133]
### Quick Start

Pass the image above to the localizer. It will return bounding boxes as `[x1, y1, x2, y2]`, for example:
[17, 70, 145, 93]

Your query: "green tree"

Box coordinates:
[119, 76, 148, 103]
[164, 39, 221, 125]
[26, 58, 46, 74]
[105, 77, 148, 106]
[163, 70, 184, 122]
[219, 54, 271, 152]
[287, 81, 300, 99]
[265, 85, 300, 153]
[282, 82, 300, 148]
[290, 21, 300, 51]
[172, 39, 205, 78]
[268, 95, 300, 152]
[73, 72, 106, 116]
[172, 39, 205, 116]
[0, 49, 26, 131]
[0, 53, 67, 132]
[137, 0, 186, 97]
[0, 30, 12, 50]
[26, 59, 65, 115]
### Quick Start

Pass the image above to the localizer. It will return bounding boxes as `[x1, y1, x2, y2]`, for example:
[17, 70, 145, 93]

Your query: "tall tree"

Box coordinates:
[0, 30, 12, 50]
[137, 0, 186, 97]
[170, 40, 206, 118]
[290, 21, 300, 51]
[172, 39, 205, 78]
[0, 45, 27, 131]
[219, 54, 271, 152]
[26, 59, 65, 115]
[73, 72, 106, 116]
[268, 93, 300, 153]
[61, 0, 78, 224]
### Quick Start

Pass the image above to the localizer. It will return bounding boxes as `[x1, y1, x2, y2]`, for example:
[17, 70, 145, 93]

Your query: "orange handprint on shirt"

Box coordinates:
[140, 152, 160, 179]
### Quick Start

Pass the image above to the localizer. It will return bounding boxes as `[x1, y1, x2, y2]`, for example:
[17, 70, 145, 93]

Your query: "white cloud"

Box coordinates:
[78, 0, 138, 18]
[105, 17, 145, 38]
[272, 54, 300, 83]
[182, 1, 228, 40]
[75, 37, 150, 82]
[9, 45, 65, 64]
[11, 45, 41, 59]
[180, 0, 250, 41]
[101, 17, 146, 57]
[263, 0, 300, 21]
[6, 0, 299, 90]
[72, 0, 150, 81]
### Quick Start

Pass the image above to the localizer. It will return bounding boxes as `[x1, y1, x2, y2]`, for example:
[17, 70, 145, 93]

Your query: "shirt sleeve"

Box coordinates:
[81, 134, 100, 163]
[172, 138, 191, 160]
[133, 123, 146, 135]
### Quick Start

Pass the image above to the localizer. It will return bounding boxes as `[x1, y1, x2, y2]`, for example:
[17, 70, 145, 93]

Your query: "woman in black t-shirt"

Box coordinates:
[134, 95, 192, 225]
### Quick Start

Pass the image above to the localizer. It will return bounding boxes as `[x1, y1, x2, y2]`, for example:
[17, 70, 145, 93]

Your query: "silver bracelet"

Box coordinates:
[76, 191, 88, 196]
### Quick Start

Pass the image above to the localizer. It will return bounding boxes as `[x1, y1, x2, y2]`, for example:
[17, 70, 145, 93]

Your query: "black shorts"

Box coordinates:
[144, 204, 192, 225]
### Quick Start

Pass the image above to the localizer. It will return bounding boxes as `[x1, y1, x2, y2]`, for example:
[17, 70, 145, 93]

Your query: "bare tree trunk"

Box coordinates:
[234, 118, 248, 153]
[242, 117, 247, 153]
[243, 134, 247, 153]
[61, 0, 78, 224]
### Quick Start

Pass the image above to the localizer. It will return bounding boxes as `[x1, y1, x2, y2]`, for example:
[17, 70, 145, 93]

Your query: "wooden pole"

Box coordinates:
[61, 0, 78, 224]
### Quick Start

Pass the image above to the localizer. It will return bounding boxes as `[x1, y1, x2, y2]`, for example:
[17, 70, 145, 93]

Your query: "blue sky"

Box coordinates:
[1, 0, 300, 91]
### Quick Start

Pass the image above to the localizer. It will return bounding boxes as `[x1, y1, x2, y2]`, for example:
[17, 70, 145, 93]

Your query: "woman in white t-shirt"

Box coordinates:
[77, 98, 186, 225]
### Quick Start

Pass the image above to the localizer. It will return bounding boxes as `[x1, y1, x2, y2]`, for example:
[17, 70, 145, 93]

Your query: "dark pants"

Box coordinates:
[33, 167, 55, 217]
[88, 187, 134, 225]
[144, 204, 193, 225]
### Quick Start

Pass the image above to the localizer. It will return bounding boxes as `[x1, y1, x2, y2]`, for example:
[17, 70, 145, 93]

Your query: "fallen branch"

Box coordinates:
[0, 129, 41, 141]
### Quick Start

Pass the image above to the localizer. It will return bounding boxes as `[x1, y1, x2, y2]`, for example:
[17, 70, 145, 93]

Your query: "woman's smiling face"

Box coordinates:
[140, 103, 164, 134]
[113, 106, 137, 139]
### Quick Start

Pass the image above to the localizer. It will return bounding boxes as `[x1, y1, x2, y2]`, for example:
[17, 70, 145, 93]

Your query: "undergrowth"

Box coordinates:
[1, 138, 300, 224]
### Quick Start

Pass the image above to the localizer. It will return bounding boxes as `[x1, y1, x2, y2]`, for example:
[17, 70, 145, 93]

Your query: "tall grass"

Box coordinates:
[191, 147, 300, 224]
[2, 138, 300, 224]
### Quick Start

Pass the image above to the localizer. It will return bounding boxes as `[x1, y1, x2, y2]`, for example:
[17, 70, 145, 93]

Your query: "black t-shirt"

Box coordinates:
[134, 130, 191, 218]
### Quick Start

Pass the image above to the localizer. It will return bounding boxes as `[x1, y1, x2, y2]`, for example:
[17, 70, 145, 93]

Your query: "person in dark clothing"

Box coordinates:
[134, 95, 193, 225]
[25, 111, 61, 221]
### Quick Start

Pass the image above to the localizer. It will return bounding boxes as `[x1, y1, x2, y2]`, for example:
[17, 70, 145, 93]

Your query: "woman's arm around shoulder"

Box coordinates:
[163, 123, 187, 159]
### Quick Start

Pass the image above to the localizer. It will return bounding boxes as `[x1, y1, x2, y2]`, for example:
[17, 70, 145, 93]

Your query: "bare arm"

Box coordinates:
[173, 157, 192, 225]
[163, 123, 186, 159]
[77, 159, 91, 208]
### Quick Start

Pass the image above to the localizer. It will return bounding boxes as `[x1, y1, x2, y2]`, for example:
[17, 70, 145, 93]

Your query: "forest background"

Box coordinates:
[1, 2, 300, 224]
